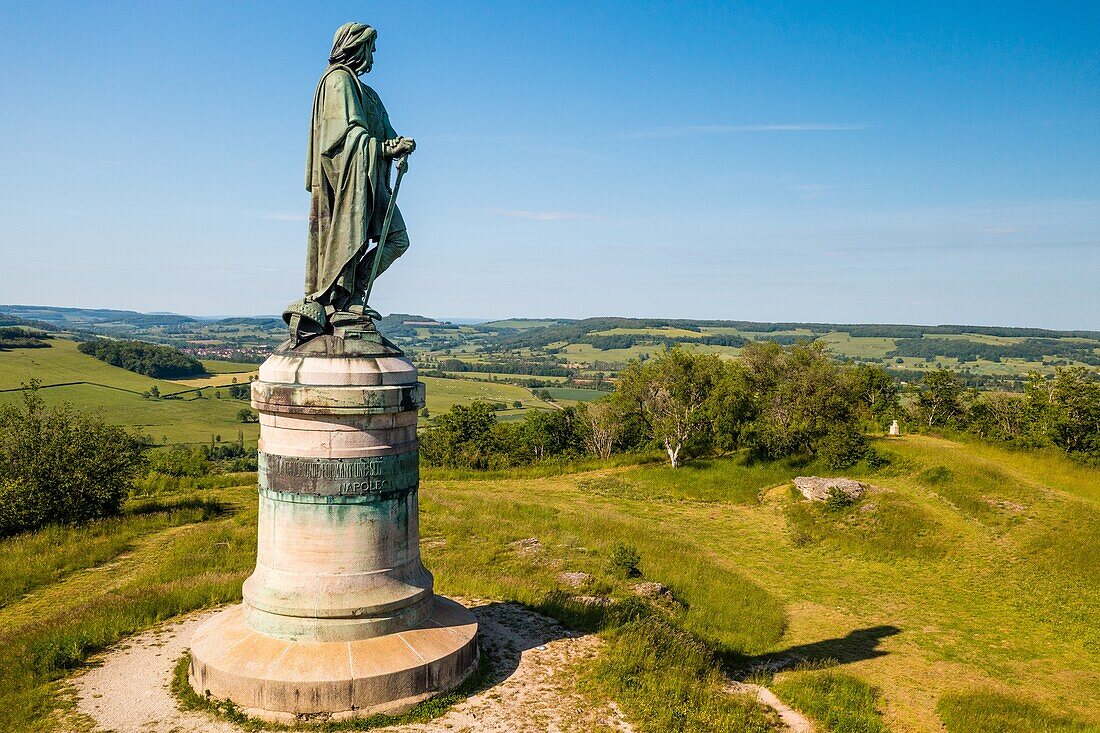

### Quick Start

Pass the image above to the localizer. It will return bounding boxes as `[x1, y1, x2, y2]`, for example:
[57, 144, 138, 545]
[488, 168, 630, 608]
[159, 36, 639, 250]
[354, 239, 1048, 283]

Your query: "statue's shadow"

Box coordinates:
[462, 601, 576, 690]
[725, 624, 903, 677]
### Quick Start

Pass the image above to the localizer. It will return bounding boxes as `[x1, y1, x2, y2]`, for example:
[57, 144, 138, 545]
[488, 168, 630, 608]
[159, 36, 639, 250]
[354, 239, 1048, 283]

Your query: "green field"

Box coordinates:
[421, 375, 553, 414]
[0, 341, 258, 445]
[0, 341, 577, 443]
[199, 360, 260, 374]
[0, 340, 184, 394]
[544, 386, 605, 404]
[1, 435, 1096, 732]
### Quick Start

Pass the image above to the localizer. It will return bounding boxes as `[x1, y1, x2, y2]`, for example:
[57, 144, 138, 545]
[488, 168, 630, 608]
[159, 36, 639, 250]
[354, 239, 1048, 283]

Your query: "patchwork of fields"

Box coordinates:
[0, 339, 561, 444]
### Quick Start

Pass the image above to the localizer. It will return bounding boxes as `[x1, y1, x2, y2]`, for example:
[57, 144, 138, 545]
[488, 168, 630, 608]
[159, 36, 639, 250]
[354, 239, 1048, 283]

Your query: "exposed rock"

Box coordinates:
[558, 571, 594, 588]
[983, 497, 1026, 512]
[631, 581, 672, 600]
[794, 476, 868, 502]
[510, 537, 543, 555]
[572, 595, 614, 608]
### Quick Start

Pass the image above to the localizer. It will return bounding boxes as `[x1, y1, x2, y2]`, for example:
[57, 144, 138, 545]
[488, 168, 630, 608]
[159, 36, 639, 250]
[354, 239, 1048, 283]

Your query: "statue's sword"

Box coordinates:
[363, 154, 409, 308]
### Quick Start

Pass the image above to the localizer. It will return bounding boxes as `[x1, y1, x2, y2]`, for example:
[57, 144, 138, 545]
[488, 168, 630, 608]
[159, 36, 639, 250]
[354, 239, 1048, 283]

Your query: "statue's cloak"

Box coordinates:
[305, 65, 401, 302]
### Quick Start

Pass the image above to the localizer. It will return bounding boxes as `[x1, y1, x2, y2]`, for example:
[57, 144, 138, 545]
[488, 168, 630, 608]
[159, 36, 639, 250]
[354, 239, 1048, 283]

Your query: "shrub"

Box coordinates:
[0, 384, 145, 536]
[608, 543, 642, 578]
[816, 427, 868, 469]
[864, 447, 889, 470]
[824, 486, 859, 512]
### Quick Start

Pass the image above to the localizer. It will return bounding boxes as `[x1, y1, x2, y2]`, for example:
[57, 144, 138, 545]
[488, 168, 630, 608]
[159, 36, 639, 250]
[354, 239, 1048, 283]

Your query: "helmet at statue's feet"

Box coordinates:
[282, 299, 328, 347]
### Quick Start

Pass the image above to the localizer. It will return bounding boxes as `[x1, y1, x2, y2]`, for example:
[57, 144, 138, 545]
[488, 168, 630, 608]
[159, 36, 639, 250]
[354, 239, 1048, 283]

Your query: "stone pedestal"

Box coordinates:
[189, 334, 478, 722]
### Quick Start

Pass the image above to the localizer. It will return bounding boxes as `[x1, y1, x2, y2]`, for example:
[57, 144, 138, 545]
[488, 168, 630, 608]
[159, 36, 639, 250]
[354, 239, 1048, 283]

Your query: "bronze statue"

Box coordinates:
[285, 22, 416, 344]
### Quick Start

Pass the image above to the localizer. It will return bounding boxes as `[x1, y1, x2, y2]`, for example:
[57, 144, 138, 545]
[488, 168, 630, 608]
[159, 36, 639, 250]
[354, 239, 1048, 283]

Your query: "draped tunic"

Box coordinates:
[304, 65, 404, 302]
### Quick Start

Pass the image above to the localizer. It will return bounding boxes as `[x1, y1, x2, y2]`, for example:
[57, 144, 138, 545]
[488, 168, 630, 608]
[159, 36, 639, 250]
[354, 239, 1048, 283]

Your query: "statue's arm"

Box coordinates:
[318, 70, 371, 156]
[377, 96, 415, 158]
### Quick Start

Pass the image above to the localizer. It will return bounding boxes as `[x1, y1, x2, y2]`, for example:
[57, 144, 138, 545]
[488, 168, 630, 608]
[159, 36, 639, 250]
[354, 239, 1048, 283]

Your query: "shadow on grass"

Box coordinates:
[125, 496, 228, 519]
[726, 624, 902, 676]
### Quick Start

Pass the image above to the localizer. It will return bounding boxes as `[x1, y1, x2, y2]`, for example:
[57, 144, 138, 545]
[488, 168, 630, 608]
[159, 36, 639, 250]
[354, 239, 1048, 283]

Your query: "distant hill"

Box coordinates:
[0, 304, 195, 328]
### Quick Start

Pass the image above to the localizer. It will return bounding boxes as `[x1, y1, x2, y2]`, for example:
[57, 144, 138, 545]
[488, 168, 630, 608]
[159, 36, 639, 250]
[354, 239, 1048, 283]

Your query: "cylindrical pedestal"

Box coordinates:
[189, 335, 477, 721]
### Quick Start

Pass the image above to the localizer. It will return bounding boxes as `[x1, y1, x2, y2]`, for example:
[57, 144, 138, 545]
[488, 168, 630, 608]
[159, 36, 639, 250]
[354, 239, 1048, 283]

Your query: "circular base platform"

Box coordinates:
[188, 595, 478, 722]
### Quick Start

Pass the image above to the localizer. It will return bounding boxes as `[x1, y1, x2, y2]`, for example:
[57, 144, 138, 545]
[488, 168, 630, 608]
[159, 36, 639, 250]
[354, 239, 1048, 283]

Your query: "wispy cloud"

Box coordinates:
[262, 213, 308, 222]
[489, 209, 604, 222]
[622, 123, 867, 140]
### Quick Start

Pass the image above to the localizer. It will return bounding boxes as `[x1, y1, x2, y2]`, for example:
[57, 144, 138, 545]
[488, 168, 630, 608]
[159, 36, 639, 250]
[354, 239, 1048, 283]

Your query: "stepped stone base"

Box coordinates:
[188, 595, 479, 722]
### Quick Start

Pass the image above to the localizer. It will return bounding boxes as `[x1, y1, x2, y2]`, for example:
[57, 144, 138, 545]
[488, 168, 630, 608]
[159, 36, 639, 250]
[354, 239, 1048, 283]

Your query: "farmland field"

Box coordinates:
[0, 339, 183, 394]
[420, 375, 553, 414]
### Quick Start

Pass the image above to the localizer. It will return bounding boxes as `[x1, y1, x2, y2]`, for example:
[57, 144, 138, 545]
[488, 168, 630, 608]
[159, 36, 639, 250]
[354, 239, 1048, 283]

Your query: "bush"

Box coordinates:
[824, 486, 859, 512]
[864, 447, 889, 470]
[816, 427, 868, 470]
[608, 543, 642, 578]
[0, 384, 145, 536]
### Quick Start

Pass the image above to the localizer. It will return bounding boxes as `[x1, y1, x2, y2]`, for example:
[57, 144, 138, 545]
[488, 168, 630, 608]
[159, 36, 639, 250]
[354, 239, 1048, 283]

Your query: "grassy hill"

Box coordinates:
[0, 435, 1096, 732]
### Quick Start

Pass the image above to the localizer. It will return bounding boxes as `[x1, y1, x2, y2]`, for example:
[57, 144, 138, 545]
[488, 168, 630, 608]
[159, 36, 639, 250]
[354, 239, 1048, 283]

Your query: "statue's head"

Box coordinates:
[329, 22, 377, 74]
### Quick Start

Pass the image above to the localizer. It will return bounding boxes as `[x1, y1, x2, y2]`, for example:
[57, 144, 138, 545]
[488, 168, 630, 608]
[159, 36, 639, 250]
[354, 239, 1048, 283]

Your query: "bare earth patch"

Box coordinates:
[70, 600, 634, 733]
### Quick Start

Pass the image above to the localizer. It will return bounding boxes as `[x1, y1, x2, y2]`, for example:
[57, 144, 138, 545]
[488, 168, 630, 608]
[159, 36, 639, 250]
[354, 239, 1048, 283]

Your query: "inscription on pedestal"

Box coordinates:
[260, 451, 418, 497]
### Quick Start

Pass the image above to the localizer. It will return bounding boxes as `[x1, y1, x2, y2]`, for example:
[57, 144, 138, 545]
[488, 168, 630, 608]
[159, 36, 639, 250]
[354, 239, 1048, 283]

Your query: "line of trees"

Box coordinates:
[0, 326, 52, 350]
[78, 339, 206, 378]
[890, 337, 1100, 365]
[914, 367, 1100, 459]
[421, 342, 897, 470]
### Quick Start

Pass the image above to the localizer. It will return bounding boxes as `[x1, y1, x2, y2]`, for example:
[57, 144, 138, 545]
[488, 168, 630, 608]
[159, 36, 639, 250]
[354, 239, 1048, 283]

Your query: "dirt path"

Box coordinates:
[70, 600, 635, 733]
[727, 682, 814, 733]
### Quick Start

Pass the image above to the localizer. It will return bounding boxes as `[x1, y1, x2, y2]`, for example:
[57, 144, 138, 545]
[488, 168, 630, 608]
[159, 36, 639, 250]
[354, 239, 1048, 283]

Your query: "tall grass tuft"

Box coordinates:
[772, 669, 889, 733]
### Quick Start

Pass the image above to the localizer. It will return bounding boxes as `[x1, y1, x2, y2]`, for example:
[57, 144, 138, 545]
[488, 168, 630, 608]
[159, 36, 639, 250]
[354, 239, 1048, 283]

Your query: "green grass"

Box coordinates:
[0, 339, 181, 393]
[199, 359, 260, 374]
[437, 370, 570, 384]
[2, 435, 1099, 732]
[544, 386, 605, 403]
[0, 484, 258, 733]
[420, 375, 552, 413]
[588, 616, 777, 732]
[0, 340, 261, 445]
[0, 383, 260, 445]
[772, 669, 889, 733]
[0, 495, 224, 608]
[937, 690, 1098, 733]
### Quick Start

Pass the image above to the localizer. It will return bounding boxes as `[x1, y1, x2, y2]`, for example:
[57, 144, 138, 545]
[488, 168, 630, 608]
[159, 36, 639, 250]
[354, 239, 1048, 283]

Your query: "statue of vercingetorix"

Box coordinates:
[284, 22, 416, 343]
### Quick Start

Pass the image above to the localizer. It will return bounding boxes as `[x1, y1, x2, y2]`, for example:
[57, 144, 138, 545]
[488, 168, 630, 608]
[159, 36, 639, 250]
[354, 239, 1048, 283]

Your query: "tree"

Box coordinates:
[517, 407, 581, 461]
[578, 398, 623, 460]
[615, 349, 723, 467]
[847, 364, 900, 425]
[0, 382, 145, 536]
[735, 341, 866, 463]
[419, 402, 499, 469]
[968, 391, 1027, 441]
[917, 369, 965, 428]
[1025, 368, 1100, 457]
[236, 408, 258, 423]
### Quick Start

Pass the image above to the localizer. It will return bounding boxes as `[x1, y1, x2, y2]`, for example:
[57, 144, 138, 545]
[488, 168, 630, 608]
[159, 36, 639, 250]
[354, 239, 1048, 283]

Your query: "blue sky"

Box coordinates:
[1, 1, 1097, 327]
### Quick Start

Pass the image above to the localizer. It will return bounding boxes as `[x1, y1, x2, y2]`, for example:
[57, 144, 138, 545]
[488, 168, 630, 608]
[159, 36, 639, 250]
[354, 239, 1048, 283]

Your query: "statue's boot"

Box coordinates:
[331, 303, 380, 327]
